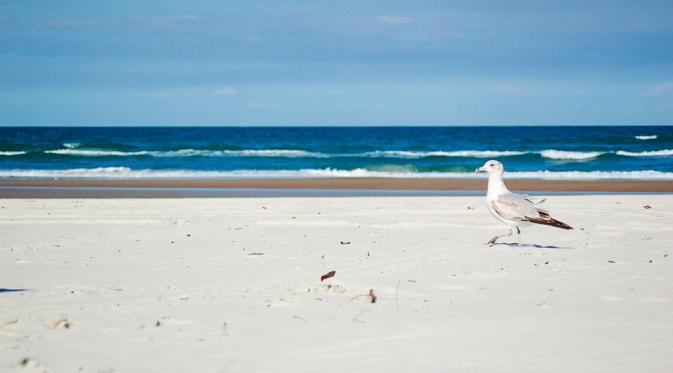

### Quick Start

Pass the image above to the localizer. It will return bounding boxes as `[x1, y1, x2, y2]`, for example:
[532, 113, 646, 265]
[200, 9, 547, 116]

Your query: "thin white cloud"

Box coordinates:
[136, 15, 199, 23]
[21, 15, 200, 30]
[213, 86, 237, 96]
[651, 81, 673, 95]
[485, 84, 522, 94]
[375, 15, 413, 25]
[246, 101, 275, 110]
[31, 18, 114, 28]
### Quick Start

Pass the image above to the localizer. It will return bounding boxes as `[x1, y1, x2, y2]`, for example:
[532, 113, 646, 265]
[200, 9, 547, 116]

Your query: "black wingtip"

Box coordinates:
[552, 219, 574, 230]
[525, 217, 573, 230]
[548, 218, 573, 230]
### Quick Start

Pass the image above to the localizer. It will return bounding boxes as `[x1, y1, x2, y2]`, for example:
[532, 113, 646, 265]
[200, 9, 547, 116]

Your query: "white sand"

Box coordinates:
[1, 195, 672, 372]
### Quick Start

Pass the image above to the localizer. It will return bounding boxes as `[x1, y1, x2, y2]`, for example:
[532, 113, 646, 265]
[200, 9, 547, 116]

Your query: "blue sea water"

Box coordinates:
[0, 126, 672, 180]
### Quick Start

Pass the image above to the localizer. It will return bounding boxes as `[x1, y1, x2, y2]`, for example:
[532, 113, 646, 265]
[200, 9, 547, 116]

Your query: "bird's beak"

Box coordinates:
[475, 166, 485, 173]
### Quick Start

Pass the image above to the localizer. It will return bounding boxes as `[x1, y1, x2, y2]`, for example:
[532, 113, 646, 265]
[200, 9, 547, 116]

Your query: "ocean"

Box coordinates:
[1, 126, 672, 180]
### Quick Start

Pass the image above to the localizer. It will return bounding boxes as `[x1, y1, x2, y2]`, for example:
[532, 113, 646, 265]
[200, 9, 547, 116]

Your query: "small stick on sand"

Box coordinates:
[353, 311, 368, 323]
[395, 280, 401, 310]
[320, 270, 336, 281]
[352, 289, 377, 303]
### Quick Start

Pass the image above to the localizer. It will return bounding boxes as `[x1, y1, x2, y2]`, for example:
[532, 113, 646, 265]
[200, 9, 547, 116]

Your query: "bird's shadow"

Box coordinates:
[491, 242, 573, 250]
[0, 288, 27, 294]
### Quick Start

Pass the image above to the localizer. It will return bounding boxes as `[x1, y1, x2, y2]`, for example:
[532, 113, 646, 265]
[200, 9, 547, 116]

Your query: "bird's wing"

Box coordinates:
[516, 193, 547, 205]
[492, 193, 541, 221]
[493, 193, 573, 230]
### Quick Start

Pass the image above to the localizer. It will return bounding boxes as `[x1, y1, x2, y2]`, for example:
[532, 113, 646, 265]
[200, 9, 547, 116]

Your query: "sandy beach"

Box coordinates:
[1, 195, 672, 372]
[0, 178, 672, 199]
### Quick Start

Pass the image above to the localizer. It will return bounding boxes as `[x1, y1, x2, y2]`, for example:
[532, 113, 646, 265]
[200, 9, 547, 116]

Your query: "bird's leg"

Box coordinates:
[516, 226, 521, 247]
[486, 227, 514, 246]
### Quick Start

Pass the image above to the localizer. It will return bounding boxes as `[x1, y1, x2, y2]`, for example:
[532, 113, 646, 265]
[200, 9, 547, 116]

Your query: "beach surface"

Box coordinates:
[1, 195, 673, 372]
[1, 178, 673, 199]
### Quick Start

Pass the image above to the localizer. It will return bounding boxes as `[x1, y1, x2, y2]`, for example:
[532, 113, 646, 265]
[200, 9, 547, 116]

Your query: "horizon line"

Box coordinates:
[2, 124, 672, 128]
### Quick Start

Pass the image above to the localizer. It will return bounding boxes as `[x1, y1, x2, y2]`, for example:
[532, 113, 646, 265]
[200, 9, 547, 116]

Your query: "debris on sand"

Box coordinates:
[351, 288, 377, 303]
[368, 289, 377, 303]
[1, 319, 18, 328]
[643, 205, 652, 209]
[320, 270, 336, 281]
[19, 357, 42, 368]
[54, 317, 72, 329]
[339, 241, 351, 245]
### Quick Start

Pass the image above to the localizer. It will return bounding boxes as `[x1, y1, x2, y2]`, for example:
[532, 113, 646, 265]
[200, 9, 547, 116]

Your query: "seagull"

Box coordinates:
[475, 160, 572, 246]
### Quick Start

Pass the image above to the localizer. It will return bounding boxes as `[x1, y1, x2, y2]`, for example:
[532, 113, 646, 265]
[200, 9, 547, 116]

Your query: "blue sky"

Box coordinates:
[1, 0, 673, 125]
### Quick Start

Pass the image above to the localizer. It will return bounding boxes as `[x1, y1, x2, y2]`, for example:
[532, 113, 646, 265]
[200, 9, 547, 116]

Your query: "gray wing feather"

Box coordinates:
[518, 193, 547, 205]
[492, 193, 541, 220]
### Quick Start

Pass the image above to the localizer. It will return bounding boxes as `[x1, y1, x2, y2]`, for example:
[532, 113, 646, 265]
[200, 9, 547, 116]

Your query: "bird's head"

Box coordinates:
[475, 160, 504, 174]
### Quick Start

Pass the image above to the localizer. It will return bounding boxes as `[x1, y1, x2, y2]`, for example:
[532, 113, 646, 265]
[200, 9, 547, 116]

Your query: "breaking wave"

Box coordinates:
[17, 146, 673, 160]
[539, 150, 604, 160]
[44, 148, 326, 158]
[0, 151, 27, 156]
[1, 167, 672, 180]
[635, 135, 657, 140]
[363, 150, 526, 158]
[615, 149, 673, 157]
[42, 148, 529, 159]
[45, 149, 152, 156]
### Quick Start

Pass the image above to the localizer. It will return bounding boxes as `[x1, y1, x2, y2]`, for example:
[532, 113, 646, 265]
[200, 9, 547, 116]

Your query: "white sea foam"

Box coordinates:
[151, 149, 326, 158]
[615, 149, 673, 157]
[218, 149, 325, 158]
[2, 167, 673, 180]
[539, 150, 604, 160]
[0, 151, 26, 156]
[63, 143, 80, 149]
[363, 150, 527, 158]
[43, 148, 525, 159]
[43, 148, 326, 158]
[503, 170, 673, 180]
[30, 147, 673, 160]
[635, 135, 657, 140]
[45, 149, 152, 156]
[0, 167, 136, 178]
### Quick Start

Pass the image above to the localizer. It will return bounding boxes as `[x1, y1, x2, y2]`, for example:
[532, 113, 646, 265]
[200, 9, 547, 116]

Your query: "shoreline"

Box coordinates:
[0, 178, 672, 198]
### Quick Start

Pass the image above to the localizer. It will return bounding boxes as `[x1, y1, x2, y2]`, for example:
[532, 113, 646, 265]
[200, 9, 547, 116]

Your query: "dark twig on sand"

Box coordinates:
[368, 289, 377, 303]
[320, 270, 336, 281]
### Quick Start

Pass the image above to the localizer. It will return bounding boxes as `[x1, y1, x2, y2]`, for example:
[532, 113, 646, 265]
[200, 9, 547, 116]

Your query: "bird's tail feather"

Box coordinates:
[525, 217, 573, 230]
